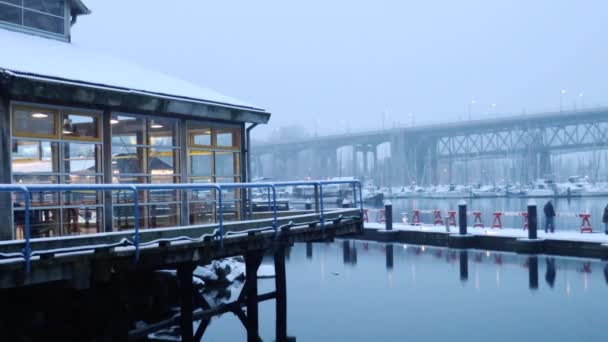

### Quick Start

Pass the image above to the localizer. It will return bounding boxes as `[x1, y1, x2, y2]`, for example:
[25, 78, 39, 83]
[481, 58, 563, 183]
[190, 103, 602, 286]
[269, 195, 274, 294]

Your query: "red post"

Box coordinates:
[579, 213, 592, 233]
[447, 211, 457, 226]
[473, 211, 484, 228]
[363, 209, 369, 223]
[412, 210, 421, 226]
[521, 212, 529, 230]
[491, 212, 503, 229]
[377, 209, 386, 223]
[433, 210, 443, 225]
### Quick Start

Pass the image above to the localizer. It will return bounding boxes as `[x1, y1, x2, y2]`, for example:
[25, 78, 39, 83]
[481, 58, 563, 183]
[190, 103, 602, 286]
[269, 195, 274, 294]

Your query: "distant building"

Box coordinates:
[0, 0, 270, 239]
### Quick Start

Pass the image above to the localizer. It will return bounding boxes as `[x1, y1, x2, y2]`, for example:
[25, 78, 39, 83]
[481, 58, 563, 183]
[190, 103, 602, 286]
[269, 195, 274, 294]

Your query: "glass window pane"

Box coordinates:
[62, 207, 101, 236]
[13, 108, 56, 137]
[217, 128, 240, 147]
[23, 10, 64, 34]
[64, 142, 100, 174]
[189, 202, 215, 225]
[111, 115, 145, 146]
[13, 174, 59, 206]
[189, 150, 213, 176]
[14, 208, 60, 239]
[112, 145, 144, 174]
[149, 175, 179, 203]
[215, 152, 238, 176]
[12, 140, 58, 173]
[188, 122, 211, 146]
[24, 0, 65, 17]
[62, 114, 99, 140]
[149, 148, 178, 175]
[63, 176, 102, 205]
[148, 203, 180, 229]
[2, 0, 22, 5]
[113, 205, 145, 230]
[148, 118, 178, 146]
[0, 3, 22, 25]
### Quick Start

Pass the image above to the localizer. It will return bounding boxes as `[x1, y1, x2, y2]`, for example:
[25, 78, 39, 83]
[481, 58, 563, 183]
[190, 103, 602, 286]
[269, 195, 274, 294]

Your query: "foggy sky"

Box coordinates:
[72, 0, 608, 140]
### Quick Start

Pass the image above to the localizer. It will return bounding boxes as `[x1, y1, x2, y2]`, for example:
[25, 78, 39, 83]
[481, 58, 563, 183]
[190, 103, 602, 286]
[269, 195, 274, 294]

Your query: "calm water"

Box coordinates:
[201, 241, 608, 341]
[368, 197, 608, 231]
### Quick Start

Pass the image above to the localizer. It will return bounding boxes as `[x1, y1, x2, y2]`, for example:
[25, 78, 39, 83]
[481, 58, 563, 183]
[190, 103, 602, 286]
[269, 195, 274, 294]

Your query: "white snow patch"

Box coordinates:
[366, 222, 608, 243]
[193, 266, 218, 282]
[0, 29, 261, 110]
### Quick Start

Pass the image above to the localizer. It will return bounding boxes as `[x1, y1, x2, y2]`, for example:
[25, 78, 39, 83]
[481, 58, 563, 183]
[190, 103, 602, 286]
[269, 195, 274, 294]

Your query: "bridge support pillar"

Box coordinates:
[352, 145, 358, 178]
[538, 150, 551, 179]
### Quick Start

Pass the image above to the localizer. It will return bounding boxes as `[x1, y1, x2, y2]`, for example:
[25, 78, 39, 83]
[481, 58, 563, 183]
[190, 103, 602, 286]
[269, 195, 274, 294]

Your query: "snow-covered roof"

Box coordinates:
[0, 28, 266, 113]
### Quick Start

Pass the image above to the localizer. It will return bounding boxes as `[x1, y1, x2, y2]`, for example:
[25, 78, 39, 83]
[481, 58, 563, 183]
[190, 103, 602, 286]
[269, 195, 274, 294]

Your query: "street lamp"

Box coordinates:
[468, 99, 476, 121]
[579, 92, 584, 109]
[560, 89, 566, 112]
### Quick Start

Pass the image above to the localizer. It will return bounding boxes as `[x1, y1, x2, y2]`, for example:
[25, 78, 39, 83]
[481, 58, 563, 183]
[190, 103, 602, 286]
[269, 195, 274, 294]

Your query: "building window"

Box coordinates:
[111, 114, 180, 230]
[11, 105, 102, 238]
[0, 0, 66, 36]
[187, 122, 241, 224]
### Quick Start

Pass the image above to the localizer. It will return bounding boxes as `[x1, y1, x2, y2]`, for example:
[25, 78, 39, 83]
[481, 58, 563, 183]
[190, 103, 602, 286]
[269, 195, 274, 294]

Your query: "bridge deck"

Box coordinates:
[0, 208, 363, 290]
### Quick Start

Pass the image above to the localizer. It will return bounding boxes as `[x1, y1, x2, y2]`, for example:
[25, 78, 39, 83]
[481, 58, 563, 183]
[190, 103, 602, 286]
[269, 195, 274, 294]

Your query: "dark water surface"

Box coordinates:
[201, 241, 608, 341]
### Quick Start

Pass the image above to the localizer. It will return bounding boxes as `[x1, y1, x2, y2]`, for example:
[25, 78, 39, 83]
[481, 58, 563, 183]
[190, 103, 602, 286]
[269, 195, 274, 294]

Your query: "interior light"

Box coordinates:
[110, 119, 119, 125]
[32, 113, 48, 119]
[62, 118, 73, 134]
[150, 120, 163, 129]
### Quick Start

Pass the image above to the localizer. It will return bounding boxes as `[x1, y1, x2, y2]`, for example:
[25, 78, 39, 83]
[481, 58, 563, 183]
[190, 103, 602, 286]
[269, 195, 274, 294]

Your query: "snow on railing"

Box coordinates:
[0, 180, 363, 273]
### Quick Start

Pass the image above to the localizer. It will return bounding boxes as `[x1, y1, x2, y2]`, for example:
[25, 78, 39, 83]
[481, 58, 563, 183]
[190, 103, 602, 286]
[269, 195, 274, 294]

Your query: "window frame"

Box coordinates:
[0, 0, 69, 40]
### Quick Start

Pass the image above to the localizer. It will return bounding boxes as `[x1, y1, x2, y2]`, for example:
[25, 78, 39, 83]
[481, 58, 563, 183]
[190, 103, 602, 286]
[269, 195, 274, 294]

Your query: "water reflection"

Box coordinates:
[459, 250, 468, 282]
[205, 241, 608, 341]
[545, 258, 556, 288]
[385, 244, 394, 270]
[528, 256, 539, 290]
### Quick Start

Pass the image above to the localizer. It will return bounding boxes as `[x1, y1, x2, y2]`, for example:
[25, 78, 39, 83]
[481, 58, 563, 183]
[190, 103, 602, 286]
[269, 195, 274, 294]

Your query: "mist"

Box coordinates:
[71, 0, 608, 141]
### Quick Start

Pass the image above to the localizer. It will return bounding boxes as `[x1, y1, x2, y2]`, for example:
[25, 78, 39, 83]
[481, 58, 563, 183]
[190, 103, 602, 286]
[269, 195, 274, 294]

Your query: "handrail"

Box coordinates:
[0, 180, 363, 272]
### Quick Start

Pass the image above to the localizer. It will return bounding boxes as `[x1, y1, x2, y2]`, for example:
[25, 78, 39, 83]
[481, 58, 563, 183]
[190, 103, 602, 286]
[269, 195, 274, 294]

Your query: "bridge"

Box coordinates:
[0, 180, 364, 341]
[252, 107, 608, 185]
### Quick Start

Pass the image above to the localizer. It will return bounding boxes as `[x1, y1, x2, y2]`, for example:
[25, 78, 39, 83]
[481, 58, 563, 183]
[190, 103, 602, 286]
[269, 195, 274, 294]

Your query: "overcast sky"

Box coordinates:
[73, 0, 608, 140]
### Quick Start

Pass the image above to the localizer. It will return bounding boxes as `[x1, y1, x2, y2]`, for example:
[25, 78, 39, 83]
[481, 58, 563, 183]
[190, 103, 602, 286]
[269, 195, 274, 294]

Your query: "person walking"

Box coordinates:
[543, 200, 556, 233]
[602, 204, 608, 235]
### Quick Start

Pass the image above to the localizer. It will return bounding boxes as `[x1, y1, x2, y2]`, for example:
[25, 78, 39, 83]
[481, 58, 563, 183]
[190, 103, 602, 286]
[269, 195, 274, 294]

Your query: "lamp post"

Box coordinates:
[560, 89, 566, 112]
[468, 99, 476, 121]
[579, 92, 584, 109]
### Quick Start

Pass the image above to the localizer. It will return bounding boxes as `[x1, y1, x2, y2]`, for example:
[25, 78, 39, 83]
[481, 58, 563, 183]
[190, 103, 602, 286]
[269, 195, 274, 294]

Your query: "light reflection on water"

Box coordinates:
[202, 241, 608, 342]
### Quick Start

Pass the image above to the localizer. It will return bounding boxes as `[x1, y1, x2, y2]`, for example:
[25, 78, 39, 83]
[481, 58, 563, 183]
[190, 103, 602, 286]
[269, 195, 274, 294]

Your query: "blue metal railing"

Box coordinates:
[0, 179, 363, 272]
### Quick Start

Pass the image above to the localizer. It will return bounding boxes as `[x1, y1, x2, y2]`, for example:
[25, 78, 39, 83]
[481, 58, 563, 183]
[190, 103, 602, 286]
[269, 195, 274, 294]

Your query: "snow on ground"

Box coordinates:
[366, 222, 608, 244]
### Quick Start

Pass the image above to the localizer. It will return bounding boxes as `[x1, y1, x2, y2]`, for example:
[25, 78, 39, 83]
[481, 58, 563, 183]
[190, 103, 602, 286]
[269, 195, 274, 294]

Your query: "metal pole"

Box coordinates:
[274, 248, 287, 341]
[458, 200, 467, 235]
[385, 200, 393, 231]
[528, 200, 537, 239]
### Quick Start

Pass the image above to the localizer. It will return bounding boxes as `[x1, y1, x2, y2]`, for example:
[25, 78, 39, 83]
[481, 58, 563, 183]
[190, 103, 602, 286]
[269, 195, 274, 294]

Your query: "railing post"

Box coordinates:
[527, 200, 538, 240]
[271, 185, 278, 235]
[21, 187, 31, 273]
[131, 186, 140, 262]
[385, 200, 393, 231]
[313, 184, 320, 213]
[319, 183, 325, 229]
[218, 186, 224, 247]
[458, 200, 467, 235]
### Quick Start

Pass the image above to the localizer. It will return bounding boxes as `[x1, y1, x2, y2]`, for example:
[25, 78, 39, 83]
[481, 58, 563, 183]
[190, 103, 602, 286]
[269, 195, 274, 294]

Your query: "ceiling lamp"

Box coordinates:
[110, 118, 119, 124]
[150, 120, 163, 129]
[31, 113, 48, 118]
